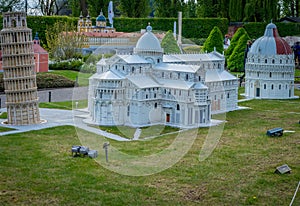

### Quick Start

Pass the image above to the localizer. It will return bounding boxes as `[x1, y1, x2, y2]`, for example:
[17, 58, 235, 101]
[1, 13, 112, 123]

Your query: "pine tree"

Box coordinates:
[202, 26, 224, 53]
[161, 30, 181, 54]
[227, 33, 251, 72]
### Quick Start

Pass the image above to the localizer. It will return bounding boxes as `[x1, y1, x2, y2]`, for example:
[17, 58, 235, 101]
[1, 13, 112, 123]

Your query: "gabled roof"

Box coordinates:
[118, 55, 150, 64]
[127, 75, 160, 89]
[33, 44, 48, 54]
[193, 82, 208, 89]
[205, 70, 237, 82]
[156, 78, 194, 90]
[154, 63, 198, 73]
[163, 52, 224, 63]
[91, 70, 124, 80]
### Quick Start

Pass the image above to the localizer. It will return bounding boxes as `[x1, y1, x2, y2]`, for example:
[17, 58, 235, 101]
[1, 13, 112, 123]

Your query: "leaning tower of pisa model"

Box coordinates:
[0, 12, 40, 125]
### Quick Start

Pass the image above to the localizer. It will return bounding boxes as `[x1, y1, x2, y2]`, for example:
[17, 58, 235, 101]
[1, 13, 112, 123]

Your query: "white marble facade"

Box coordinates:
[245, 23, 297, 99]
[88, 25, 238, 128]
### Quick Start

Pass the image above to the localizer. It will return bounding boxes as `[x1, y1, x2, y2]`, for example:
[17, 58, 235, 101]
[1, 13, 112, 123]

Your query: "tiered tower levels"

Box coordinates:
[0, 12, 40, 125]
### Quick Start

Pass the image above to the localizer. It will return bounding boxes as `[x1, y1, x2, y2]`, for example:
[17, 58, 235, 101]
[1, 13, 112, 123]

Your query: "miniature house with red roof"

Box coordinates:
[33, 32, 48, 72]
[245, 22, 297, 99]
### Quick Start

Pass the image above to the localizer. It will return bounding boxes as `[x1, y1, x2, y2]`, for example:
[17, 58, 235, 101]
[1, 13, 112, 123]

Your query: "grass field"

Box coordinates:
[39, 99, 88, 110]
[0, 90, 299, 205]
[49, 70, 92, 86]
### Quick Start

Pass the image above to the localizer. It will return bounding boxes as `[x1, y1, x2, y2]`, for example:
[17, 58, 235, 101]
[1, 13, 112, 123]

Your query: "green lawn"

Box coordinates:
[49, 70, 92, 86]
[39, 99, 88, 110]
[0, 90, 299, 205]
[95, 125, 180, 139]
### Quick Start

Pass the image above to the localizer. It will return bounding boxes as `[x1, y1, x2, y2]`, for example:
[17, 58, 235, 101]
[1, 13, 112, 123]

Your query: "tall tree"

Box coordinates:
[154, 0, 184, 17]
[46, 21, 85, 60]
[202, 26, 224, 53]
[119, 0, 150, 17]
[229, 0, 246, 21]
[281, 0, 300, 17]
[197, 0, 218, 17]
[0, 0, 23, 12]
[184, 0, 197, 18]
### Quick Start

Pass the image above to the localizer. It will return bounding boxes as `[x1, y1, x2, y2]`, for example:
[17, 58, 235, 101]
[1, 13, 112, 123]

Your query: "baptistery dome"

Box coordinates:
[249, 23, 292, 56]
[134, 24, 163, 53]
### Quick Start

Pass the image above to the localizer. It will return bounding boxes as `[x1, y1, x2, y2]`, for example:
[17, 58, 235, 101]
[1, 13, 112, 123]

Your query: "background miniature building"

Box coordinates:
[245, 22, 297, 99]
[87, 24, 238, 128]
[33, 32, 48, 72]
[0, 12, 40, 125]
[77, 11, 164, 54]
[78, 10, 116, 33]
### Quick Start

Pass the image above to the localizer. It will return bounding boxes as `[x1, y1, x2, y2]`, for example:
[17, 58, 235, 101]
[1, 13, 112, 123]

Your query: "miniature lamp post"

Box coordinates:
[103, 142, 110, 162]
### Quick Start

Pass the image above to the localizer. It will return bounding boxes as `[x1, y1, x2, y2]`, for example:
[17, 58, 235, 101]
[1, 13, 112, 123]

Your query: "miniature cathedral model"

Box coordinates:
[0, 12, 40, 125]
[88, 24, 238, 128]
[245, 22, 297, 99]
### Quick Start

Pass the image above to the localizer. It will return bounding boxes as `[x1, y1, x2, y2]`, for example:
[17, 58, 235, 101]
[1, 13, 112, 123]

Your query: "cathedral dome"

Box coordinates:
[135, 24, 163, 53]
[96, 11, 106, 22]
[249, 22, 292, 55]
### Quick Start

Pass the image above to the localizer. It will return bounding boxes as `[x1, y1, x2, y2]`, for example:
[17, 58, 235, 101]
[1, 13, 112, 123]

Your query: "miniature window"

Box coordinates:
[271, 84, 274, 90]
[279, 84, 281, 90]
[280, 59, 282, 64]
[199, 76, 201, 81]
[272, 59, 275, 64]
[265, 59, 267, 63]
[269, 72, 272, 78]
[185, 74, 188, 81]
[264, 84, 266, 89]
[154, 103, 157, 108]
[177, 104, 180, 111]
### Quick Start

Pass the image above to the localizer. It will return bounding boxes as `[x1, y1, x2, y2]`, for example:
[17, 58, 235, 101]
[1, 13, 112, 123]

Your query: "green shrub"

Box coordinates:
[161, 30, 181, 54]
[202, 26, 224, 53]
[49, 60, 84, 71]
[36, 73, 75, 89]
[80, 64, 97, 73]
[188, 38, 207, 45]
[227, 33, 251, 72]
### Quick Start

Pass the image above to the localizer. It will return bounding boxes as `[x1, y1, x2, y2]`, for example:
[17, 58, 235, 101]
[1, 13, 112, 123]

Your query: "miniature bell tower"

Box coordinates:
[0, 12, 40, 125]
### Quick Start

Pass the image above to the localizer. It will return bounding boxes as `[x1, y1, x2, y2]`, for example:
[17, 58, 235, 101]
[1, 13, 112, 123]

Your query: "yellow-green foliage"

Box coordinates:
[161, 30, 181, 54]
[227, 33, 250, 72]
[202, 26, 224, 53]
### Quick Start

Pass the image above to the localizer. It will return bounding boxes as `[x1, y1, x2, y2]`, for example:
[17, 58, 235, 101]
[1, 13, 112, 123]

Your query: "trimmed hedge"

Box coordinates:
[36, 73, 75, 88]
[244, 22, 300, 39]
[0, 73, 75, 92]
[49, 60, 84, 71]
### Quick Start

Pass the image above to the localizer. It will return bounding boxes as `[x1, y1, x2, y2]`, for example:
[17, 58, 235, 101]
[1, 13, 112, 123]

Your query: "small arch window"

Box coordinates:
[269, 72, 272, 78]
[177, 104, 180, 111]
[154, 103, 157, 108]
[279, 84, 281, 90]
[265, 59, 268, 63]
[264, 84, 266, 89]
[271, 84, 274, 90]
[272, 59, 275, 64]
